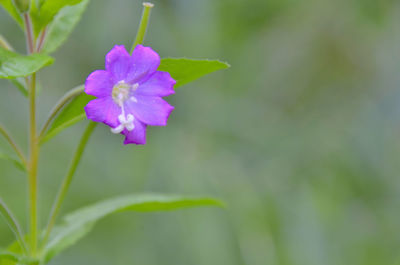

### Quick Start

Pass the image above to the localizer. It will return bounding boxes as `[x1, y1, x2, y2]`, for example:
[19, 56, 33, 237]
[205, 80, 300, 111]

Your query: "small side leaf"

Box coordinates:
[0, 199, 27, 256]
[32, 0, 84, 35]
[0, 250, 37, 265]
[0, 47, 54, 79]
[41, 0, 90, 54]
[41, 91, 94, 143]
[0, 0, 24, 29]
[42, 194, 223, 263]
[158, 58, 230, 88]
[0, 236, 27, 265]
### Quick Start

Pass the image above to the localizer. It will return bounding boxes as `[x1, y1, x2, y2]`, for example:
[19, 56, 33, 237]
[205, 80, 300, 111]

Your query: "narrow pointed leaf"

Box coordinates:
[9, 79, 28, 97]
[0, 250, 37, 264]
[0, 151, 26, 171]
[41, 0, 90, 54]
[42, 194, 223, 263]
[158, 58, 230, 88]
[0, 237, 28, 265]
[0, 199, 27, 255]
[0, 47, 54, 79]
[0, 0, 24, 28]
[41, 90, 94, 143]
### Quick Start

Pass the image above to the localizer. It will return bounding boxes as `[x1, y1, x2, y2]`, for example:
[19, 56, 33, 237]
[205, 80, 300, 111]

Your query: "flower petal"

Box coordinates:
[135, 71, 176, 97]
[125, 45, 160, 83]
[122, 118, 147, 145]
[105, 45, 131, 81]
[85, 70, 114, 98]
[125, 95, 174, 126]
[84, 98, 121, 127]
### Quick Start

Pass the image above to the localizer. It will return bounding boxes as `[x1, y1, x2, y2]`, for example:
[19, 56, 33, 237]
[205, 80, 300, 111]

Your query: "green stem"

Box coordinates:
[28, 72, 39, 256]
[24, 11, 39, 256]
[131, 2, 154, 52]
[0, 124, 27, 169]
[39, 85, 84, 140]
[42, 122, 97, 247]
[0, 198, 28, 255]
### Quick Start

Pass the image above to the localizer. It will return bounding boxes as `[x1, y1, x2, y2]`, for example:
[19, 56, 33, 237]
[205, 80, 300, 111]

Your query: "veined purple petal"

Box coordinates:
[105, 45, 131, 82]
[85, 70, 114, 98]
[125, 45, 160, 84]
[84, 98, 121, 127]
[125, 95, 174, 126]
[122, 118, 147, 145]
[135, 71, 176, 97]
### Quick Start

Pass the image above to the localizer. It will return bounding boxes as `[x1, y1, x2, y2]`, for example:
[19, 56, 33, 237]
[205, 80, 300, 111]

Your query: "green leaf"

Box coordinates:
[0, 151, 26, 171]
[158, 58, 230, 88]
[0, 0, 24, 29]
[0, 47, 54, 79]
[42, 194, 223, 263]
[32, 0, 85, 35]
[41, 90, 94, 143]
[41, 0, 89, 54]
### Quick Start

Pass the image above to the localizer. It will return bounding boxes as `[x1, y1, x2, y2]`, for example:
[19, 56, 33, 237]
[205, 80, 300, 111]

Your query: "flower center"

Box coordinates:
[112, 81, 131, 105]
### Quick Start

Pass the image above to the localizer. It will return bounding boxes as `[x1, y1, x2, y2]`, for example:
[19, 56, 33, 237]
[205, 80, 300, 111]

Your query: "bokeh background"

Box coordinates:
[1, 0, 400, 264]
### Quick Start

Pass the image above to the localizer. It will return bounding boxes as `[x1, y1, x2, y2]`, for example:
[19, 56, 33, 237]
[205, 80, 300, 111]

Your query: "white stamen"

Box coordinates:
[111, 124, 124, 134]
[111, 85, 137, 134]
[125, 114, 135, 131]
[118, 114, 126, 123]
[126, 114, 134, 122]
[111, 109, 135, 134]
[126, 123, 135, 131]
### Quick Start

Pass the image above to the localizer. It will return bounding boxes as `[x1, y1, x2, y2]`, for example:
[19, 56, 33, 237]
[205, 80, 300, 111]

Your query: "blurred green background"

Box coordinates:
[1, 0, 400, 264]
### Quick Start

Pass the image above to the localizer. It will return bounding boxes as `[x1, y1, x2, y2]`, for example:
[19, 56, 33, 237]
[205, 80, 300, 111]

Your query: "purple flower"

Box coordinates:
[84, 45, 176, 145]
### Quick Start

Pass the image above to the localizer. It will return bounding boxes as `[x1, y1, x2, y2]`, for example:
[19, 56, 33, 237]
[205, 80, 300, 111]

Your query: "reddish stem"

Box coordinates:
[23, 13, 34, 54]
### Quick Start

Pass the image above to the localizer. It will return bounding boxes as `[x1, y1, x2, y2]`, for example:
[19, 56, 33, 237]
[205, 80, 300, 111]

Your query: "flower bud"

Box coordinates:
[13, 0, 30, 13]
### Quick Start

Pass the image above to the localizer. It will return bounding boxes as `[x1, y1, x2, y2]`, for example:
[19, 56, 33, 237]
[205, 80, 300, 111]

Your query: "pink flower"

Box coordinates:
[84, 45, 175, 145]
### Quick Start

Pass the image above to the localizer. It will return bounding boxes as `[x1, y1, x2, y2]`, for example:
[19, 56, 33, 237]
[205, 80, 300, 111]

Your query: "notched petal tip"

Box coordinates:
[122, 119, 147, 145]
[84, 98, 120, 127]
[126, 45, 161, 83]
[126, 96, 174, 126]
[84, 70, 114, 97]
[106, 44, 131, 81]
[123, 137, 146, 145]
[135, 71, 176, 97]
